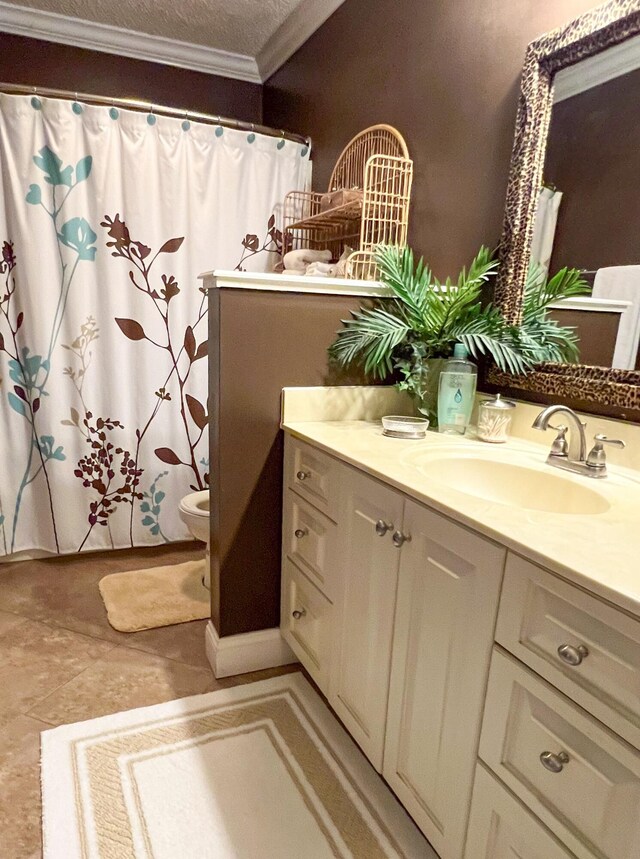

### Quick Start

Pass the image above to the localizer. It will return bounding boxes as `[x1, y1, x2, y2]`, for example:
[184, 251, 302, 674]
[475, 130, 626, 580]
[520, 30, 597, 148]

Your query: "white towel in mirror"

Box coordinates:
[593, 266, 640, 370]
[530, 187, 563, 274]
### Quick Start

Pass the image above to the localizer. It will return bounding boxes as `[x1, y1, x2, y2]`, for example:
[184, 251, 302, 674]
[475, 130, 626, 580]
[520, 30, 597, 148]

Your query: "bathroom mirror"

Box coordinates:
[491, 0, 640, 421]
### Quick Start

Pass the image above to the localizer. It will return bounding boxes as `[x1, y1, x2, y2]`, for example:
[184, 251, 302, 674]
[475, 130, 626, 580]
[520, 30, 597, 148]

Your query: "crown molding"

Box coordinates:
[257, 0, 347, 81]
[0, 1, 262, 83]
[554, 31, 640, 102]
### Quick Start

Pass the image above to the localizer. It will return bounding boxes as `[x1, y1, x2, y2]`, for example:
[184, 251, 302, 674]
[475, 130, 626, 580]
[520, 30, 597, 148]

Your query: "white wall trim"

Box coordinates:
[257, 0, 348, 81]
[551, 296, 632, 314]
[0, 1, 261, 83]
[199, 269, 388, 297]
[554, 32, 640, 102]
[0, 0, 347, 84]
[205, 620, 296, 678]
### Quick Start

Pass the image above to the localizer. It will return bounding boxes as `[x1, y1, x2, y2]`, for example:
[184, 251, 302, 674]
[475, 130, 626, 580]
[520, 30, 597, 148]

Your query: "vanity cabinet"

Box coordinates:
[281, 433, 640, 859]
[281, 435, 506, 858]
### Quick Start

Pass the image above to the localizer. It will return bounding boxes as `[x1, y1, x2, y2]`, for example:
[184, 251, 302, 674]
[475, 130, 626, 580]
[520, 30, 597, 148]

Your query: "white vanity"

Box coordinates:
[279, 388, 640, 859]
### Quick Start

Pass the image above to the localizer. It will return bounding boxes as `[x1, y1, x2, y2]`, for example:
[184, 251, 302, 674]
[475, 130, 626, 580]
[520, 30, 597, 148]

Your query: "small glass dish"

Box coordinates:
[381, 415, 430, 439]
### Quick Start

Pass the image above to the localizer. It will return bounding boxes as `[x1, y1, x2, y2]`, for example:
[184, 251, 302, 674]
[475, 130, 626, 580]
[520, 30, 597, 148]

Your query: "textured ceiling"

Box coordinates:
[9, 0, 307, 55]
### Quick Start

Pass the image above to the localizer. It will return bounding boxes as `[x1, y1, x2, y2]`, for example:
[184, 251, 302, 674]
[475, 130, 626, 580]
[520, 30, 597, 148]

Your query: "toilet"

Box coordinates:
[178, 490, 211, 589]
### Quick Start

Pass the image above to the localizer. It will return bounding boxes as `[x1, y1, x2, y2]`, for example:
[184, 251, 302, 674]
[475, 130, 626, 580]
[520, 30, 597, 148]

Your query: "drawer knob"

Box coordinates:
[292, 608, 307, 620]
[294, 528, 308, 539]
[392, 530, 411, 548]
[375, 520, 394, 537]
[296, 470, 311, 481]
[540, 750, 570, 773]
[557, 643, 589, 666]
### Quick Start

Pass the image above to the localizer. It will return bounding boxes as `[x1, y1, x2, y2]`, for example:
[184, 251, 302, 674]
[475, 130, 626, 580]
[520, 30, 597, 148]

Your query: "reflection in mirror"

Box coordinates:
[531, 36, 640, 372]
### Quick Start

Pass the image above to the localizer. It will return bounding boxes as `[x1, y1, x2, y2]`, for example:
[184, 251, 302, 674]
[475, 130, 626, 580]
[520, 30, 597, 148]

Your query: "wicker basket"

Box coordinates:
[283, 125, 413, 280]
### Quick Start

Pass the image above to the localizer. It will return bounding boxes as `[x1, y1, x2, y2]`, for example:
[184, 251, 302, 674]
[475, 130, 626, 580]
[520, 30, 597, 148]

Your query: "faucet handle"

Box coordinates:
[586, 434, 625, 471]
[548, 424, 569, 458]
[593, 433, 625, 449]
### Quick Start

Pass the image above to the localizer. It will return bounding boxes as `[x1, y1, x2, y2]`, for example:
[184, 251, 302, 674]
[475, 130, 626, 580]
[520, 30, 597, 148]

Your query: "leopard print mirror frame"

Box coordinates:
[490, 0, 640, 420]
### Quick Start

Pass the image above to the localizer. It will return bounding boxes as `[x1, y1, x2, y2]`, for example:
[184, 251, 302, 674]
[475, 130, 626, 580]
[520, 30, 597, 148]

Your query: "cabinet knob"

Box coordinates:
[539, 750, 570, 773]
[375, 520, 394, 537]
[557, 643, 589, 666]
[296, 470, 311, 481]
[292, 608, 306, 620]
[392, 530, 411, 548]
[294, 528, 308, 539]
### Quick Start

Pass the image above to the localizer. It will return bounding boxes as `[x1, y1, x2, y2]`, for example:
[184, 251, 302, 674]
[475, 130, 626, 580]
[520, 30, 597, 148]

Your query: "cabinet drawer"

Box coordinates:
[282, 490, 337, 600]
[281, 559, 333, 693]
[496, 553, 640, 750]
[285, 437, 337, 521]
[480, 649, 640, 859]
[465, 764, 575, 859]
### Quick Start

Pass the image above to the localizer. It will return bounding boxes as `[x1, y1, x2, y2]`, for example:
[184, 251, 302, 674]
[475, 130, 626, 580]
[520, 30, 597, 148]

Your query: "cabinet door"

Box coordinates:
[330, 466, 404, 772]
[383, 500, 505, 859]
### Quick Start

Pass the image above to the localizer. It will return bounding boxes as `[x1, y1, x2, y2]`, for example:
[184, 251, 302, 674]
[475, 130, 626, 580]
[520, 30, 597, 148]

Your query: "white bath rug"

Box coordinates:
[41, 673, 432, 858]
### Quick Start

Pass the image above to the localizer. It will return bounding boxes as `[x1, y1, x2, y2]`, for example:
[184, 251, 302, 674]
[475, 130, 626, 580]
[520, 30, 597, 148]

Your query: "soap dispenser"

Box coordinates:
[437, 344, 477, 434]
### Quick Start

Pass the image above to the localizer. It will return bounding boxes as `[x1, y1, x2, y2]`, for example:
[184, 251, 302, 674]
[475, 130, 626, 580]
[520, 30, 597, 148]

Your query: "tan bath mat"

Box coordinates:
[98, 559, 210, 632]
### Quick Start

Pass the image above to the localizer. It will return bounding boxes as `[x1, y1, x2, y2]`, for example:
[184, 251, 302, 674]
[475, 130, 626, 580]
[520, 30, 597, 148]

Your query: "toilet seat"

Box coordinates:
[178, 490, 211, 588]
[179, 490, 209, 517]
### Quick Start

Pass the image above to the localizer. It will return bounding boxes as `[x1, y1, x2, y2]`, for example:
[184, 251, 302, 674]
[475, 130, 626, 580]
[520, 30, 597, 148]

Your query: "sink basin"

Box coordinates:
[406, 450, 611, 515]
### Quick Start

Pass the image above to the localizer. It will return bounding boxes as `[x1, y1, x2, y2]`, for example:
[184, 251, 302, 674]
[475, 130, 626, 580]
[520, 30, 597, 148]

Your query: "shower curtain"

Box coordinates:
[0, 94, 311, 557]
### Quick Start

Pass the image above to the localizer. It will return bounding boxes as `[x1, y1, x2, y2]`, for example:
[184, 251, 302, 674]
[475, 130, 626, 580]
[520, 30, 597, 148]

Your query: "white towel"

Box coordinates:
[283, 249, 332, 270]
[305, 261, 337, 277]
[592, 266, 640, 370]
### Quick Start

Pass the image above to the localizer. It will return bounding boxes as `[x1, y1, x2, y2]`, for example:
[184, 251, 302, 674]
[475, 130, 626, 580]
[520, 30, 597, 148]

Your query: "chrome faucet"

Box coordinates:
[532, 404, 625, 478]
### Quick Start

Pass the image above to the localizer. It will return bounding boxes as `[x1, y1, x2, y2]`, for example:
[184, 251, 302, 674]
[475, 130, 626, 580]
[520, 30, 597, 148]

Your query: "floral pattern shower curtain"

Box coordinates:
[0, 94, 311, 557]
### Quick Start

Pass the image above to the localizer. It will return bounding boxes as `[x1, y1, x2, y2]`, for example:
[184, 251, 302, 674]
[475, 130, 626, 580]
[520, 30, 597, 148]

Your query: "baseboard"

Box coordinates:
[205, 621, 297, 678]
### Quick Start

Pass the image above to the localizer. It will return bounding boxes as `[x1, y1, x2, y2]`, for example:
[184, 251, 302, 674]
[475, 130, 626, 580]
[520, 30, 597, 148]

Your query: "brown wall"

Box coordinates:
[546, 68, 640, 273]
[209, 288, 370, 637]
[264, 0, 605, 280]
[0, 34, 262, 122]
[549, 307, 620, 367]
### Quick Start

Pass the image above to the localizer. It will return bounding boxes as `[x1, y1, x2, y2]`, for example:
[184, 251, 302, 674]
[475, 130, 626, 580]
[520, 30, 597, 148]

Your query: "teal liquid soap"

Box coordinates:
[437, 344, 477, 434]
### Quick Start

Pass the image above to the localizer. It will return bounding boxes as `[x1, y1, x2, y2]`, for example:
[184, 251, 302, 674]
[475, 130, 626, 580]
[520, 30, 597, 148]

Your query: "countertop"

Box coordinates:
[282, 418, 640, 619]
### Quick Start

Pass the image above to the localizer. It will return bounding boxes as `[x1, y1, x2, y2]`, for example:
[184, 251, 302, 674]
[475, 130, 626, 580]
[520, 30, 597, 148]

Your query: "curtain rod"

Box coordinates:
[0, 82, 311, 148]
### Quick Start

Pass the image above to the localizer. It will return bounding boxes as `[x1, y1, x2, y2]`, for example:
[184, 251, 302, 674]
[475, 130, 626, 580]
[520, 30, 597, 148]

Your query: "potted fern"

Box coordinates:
[329, 245, 589, 424]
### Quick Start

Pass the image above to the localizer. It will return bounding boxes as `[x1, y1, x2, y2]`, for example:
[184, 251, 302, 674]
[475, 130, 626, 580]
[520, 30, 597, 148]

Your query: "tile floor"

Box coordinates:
[0, 542, 299, 858]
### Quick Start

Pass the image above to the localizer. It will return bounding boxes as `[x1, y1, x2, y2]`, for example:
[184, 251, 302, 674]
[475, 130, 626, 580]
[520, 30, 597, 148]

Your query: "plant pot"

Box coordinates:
[411, 357, 447, 427]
